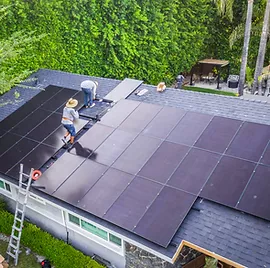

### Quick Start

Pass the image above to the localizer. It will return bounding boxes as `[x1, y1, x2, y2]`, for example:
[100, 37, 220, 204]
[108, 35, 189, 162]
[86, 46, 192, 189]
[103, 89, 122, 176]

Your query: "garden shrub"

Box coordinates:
[0, 209, 103, 268]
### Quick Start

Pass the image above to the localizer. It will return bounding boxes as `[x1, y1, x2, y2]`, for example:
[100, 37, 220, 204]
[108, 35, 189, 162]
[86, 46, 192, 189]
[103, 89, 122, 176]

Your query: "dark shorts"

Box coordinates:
[63, 124, 76, 136]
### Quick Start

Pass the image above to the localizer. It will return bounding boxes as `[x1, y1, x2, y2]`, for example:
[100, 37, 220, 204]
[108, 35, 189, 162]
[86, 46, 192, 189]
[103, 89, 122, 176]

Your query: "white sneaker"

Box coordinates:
[90, 103, 95, 108]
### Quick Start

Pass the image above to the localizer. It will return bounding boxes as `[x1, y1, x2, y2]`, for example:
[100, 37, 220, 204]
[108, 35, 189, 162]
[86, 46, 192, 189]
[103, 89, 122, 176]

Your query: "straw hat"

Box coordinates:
[66, 98, 78, 108]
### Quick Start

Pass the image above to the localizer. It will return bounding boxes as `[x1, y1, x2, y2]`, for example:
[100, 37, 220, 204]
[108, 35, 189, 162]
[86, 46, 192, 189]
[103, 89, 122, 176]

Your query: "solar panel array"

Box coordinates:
[0, 85, 87, 179]
[32, 99, 270, 247]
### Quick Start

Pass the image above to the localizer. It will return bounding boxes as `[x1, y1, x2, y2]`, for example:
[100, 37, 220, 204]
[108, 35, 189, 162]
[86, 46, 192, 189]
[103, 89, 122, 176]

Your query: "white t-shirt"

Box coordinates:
[80, 80, 97, 98]
[61, 107, 79, 124]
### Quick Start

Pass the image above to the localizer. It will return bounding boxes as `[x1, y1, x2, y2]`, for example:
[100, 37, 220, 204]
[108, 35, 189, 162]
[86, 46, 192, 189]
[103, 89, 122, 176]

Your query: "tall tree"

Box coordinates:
[252, 0, 270, 94]
[238, 0, 254, 96]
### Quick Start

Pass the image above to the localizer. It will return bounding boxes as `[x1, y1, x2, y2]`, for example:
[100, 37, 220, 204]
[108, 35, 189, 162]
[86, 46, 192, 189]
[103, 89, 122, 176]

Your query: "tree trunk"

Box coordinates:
[266, 75, 270, 96]
[252, 0, 270, 94]
[238, 0, 254, 96]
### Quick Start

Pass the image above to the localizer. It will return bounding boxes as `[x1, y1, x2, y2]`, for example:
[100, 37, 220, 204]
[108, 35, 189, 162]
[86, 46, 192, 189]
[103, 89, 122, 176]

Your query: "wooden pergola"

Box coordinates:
[190, 58, 230, 89]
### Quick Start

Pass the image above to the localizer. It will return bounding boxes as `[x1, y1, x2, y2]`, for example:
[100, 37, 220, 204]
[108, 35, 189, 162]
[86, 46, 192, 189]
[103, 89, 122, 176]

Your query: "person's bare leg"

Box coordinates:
[70, 136, 75, 144]
[64, 132, 69, 138]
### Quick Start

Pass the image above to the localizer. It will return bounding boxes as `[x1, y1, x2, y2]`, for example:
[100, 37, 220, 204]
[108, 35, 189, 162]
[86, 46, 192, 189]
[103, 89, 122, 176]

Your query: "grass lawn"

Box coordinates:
[0, 239, 40, 268]
[183, 86, 238, 97]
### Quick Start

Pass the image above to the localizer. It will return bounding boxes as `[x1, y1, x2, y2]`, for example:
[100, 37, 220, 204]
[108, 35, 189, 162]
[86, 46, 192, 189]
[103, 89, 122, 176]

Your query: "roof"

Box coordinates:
[1, 69, 270, 268]
[198, 58, 229, 67]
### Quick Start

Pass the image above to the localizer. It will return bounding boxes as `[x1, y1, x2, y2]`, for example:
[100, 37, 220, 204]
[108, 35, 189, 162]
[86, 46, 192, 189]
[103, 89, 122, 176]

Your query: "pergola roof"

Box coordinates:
[198, 58, 229, 67]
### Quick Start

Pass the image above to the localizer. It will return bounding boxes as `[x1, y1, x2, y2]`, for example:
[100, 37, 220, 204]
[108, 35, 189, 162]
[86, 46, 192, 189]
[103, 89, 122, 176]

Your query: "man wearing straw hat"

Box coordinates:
[80, 80, 98, 108]
[61, 98, 79, 144]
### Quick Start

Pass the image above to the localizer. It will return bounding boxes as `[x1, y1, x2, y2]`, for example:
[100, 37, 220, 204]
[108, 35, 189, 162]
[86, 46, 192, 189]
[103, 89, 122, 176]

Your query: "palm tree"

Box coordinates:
[252, 0, 270, 94]
[238, 0, 254, 96]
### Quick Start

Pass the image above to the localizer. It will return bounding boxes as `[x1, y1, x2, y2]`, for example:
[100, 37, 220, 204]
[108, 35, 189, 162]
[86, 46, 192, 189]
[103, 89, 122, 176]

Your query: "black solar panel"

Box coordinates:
[41, 88, 75, 112]
[0, 138, 38, 173]
[166, 112, 213, 146]
[167, 148, 220, 195]
[112, 135, 161, 175]
[260, 143, 270, 166]
[138, 141, 189, 183]
[195, 116, 241, 153]
[237, 164, 270, 220]
[104, 176, 162, 231]
[78, 168, 134, 217]
[92, 129, 136, 166]
[10, 109, 51, 136]
[118, 102, 162, 133]
[53, 159, 107, 205]
[200, 156, 256, 207]
[7, 144, 58, 180]
[142, 106, 185, 139]
[21, 98, 270, 247]
[134, 186, 196, 247]
[0, 86, 87, 180]
[226, 122, 270, 162]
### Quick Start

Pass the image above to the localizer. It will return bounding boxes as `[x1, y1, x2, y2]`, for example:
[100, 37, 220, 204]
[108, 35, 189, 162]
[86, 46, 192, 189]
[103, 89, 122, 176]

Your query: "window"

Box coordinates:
[81, 220, 108, 240]
[0, 180, 11, 192]
[109, 234, 122, 246]
[5, 183, 11, 192]
[69, 214, 80, 226]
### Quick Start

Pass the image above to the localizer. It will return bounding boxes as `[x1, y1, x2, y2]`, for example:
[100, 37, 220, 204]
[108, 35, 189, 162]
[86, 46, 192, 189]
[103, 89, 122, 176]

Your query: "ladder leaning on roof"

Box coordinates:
[6, 164, 33, 266]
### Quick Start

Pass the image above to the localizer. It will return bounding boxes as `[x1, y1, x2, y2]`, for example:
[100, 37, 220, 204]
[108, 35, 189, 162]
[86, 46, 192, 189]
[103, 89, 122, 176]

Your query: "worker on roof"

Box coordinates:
[61, 98, 79, 144]
[80, 80, 98, 108]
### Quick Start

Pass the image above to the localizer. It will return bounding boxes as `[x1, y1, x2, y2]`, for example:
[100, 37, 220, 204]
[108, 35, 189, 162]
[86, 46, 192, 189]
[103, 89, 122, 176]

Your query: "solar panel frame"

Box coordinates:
[237, 164, 270, 221]
[226, 121, 270, 162]
[200, 155, 256, 207]
[78, 168, 134, 217]
[134, 186, 196, 247]
[166, 112, 213, 146]
[104, 176, 163, 231]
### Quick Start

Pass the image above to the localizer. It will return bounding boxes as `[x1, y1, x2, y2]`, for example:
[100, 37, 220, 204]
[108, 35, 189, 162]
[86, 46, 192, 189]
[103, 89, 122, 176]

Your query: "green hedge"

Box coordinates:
[0, 209, 103, 268]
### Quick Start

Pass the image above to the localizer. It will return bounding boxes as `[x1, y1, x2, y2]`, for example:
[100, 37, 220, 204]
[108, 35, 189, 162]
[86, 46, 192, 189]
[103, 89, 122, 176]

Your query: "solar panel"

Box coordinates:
[55, 90, 84, 113]
[138, 141, 190, 183]
[0, 132, 21, 156]
[166, 112, 213, 146]
[260, 143, 270, 166]
[226, 122, 270, 162]
[195, 116, 242, 153]
[78, 168, 134, 217]
[0, 102, 37, 131]
[26, 85, 61, 109]
[41, 88, 75, 112]
[112, 135, 161, 175]
[7, 144, 58, 179]
[237, 164, 270, 220]
[91, 129, 136, 166]
[200, 156, 256, 207]
[68, 124, 114, 156]
[53, 159, 107, 205]
[134, 186, 196, 247]
[99, 99, 140, 128]
[26, 112, 62, 142]
[0, 129, 6, 138]
[32, 153, 85, 194]
[142, 107, 186, 139]
[167, 148, 220, 194]
[0, 138, 38, 173]
[104, 176, 162, 230]
[10, 109, 51, 136]
[118, 102, 162, 133]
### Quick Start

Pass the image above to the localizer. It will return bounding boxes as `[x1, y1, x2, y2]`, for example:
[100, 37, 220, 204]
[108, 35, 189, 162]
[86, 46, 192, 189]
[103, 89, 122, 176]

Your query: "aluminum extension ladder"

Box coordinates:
[6, 164, 33, 266]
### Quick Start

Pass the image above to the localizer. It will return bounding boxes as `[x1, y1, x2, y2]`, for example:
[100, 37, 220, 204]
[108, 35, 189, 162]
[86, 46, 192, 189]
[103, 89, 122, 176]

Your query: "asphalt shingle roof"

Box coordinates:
[128, 84, 270, 125]
[1, 70, 270, 267]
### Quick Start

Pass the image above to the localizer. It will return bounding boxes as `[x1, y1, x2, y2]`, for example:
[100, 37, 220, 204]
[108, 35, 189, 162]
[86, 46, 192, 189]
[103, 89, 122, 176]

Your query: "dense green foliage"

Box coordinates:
[0, 206, 103, 268]
[0, 0, 210, 87]
[0, 0, 269, 93]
